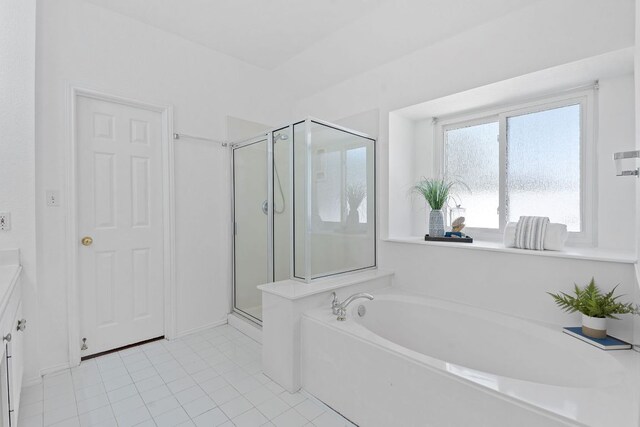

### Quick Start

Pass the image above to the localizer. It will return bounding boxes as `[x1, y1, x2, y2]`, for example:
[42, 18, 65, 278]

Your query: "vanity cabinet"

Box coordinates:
[0, 268, 25, 427]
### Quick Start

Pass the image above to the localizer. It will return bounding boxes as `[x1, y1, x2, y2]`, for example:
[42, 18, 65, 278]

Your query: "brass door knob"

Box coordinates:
[81, 236, 93, 246]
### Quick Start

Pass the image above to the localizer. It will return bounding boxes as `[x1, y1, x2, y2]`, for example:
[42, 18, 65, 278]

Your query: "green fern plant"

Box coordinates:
[411, 178, 455, 210]
[548, 278, 640, 319]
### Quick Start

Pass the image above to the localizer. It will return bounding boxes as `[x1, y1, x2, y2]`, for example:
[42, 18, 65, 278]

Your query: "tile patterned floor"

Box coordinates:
[18, 325, 355, 427]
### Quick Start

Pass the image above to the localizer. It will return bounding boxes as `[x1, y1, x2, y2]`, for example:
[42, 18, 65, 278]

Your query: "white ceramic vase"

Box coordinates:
[581, 314, 607, 339]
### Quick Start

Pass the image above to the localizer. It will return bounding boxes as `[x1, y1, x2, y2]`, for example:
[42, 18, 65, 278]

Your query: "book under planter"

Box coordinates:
[563, 327, 632, 350]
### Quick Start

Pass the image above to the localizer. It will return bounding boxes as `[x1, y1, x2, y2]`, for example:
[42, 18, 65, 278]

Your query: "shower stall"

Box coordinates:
[231, 119, 376, 323]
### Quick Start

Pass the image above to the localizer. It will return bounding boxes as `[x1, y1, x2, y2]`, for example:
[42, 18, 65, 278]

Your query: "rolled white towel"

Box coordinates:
[503, 223, 517, 248]
[544, 223, 569, 250]
[503, 222, 568, 251]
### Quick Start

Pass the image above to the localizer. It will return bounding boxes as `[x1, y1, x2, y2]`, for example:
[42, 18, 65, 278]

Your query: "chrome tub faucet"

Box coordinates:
[331, 292, 374, 321]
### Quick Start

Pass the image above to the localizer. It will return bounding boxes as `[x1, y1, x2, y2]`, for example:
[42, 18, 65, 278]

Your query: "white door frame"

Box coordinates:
[66, 86, 176, 367]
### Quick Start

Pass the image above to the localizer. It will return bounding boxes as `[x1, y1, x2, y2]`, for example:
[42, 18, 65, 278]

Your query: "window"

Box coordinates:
[437, 91, 594, 243]
[444, 121, 500, 229]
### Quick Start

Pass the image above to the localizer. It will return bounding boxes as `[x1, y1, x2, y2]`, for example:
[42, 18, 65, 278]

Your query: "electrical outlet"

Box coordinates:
[0, 213, 11, 231]
[46, 190, 60, 207]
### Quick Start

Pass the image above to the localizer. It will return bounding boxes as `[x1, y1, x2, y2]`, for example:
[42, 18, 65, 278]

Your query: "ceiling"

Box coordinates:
[85, 0, 542, 96]
[85, 0, 388, 70]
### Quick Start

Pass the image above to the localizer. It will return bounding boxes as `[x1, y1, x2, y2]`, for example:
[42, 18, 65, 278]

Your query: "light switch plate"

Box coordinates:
[46, 190, 60, 207]
[0, 213, 10, 231]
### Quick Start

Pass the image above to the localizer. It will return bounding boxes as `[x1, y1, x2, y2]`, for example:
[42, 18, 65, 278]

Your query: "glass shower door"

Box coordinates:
[233, 137, 269, 322]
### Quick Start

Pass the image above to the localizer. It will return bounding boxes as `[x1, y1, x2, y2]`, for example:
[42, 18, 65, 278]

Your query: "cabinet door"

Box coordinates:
[9, 303, 23, 425]
[0, 345, 8, 427]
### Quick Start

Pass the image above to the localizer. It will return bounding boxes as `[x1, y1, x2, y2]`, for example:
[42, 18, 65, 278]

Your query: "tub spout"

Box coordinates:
[332, 292, 374, 321]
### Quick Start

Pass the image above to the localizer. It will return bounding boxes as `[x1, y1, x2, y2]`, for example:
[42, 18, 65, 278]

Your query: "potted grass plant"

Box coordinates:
[548, 278, 639, 339]
[412, 178, 456, 237]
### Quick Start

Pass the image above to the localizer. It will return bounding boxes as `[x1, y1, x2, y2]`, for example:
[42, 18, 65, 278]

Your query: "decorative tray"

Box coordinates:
[424, 234, 473, 243]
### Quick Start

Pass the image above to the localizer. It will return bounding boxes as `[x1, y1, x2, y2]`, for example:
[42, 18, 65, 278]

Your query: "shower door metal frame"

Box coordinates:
[230, 133, 272, 325]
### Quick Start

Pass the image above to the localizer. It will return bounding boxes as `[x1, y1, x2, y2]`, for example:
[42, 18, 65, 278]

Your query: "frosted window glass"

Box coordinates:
[445, 122, 499, 229]
[506, 104, 581, 232]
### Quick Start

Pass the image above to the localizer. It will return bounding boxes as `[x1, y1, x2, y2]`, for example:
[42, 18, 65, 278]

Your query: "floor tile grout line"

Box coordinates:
[22, 324, 350, 427]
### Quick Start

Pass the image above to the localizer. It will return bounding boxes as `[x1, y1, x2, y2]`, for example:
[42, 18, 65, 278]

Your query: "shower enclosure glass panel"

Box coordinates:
[233, 137, 268, 321]
[293, 121, 376, 280]
[232, 119, 376, 323]
[273, 127, 293, 282]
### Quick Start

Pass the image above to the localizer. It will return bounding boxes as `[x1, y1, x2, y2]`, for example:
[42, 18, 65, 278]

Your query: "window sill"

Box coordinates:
[384, 237, 636, 264]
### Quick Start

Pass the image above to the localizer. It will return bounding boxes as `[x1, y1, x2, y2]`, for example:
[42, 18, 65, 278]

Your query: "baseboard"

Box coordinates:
[40, 362, 71, 377]
[22, 375, 42, 388]
[228, 313, 261, 343]
[172, 319, 228, 339]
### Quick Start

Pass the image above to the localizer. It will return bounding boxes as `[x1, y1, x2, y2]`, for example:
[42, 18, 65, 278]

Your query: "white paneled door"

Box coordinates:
[77, 95, 165, 357]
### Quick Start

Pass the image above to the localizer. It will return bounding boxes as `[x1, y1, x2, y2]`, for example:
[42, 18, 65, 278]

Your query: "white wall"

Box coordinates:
[35, 0, 293, 373]
[388, 115, 434, 237]
[387, 113, 415, 238]
[0, 0, 40, 384]
[295, 0, 639, 341]
[173, 140, 230, 335]
[597, 74, 637, 251]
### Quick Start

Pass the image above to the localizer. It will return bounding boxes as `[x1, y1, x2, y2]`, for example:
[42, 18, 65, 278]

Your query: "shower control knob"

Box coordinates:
[16, 319, 26, 332]
[3, 333, 11, 343]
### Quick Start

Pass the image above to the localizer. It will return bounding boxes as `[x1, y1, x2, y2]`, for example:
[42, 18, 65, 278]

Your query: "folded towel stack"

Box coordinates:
[514, 216, 549, 250]
[504, 218, 568, 251]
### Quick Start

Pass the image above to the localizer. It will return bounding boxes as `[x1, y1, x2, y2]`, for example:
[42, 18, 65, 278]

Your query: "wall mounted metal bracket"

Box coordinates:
[613, 150, 640, 177]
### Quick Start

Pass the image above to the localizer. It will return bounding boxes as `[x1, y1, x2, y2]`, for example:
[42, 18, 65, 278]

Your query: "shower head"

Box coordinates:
[274, 133, 289, 142]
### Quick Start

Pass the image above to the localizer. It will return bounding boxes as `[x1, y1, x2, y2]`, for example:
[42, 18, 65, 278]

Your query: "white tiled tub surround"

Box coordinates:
[301, 288, 640, 427]
[18, 325, 354, 427]
[259, 270, 394, 393]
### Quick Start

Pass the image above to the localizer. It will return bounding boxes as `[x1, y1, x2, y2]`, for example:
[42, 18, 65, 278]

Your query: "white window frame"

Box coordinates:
[434, 88, 597, 246]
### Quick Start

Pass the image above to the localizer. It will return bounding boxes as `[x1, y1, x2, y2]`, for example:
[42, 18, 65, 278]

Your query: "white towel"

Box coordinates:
[514, 216, 549, 250]
[504, 221, 568, 251]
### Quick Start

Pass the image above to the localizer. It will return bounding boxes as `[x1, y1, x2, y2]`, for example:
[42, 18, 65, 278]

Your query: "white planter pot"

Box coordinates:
[581, 314, 607, 339]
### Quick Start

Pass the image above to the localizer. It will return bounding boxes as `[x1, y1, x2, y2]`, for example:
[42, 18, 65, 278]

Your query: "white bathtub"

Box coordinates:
[300, 289, 640, 427]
